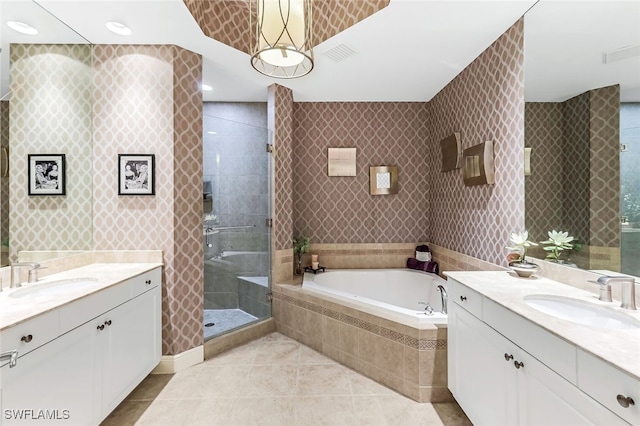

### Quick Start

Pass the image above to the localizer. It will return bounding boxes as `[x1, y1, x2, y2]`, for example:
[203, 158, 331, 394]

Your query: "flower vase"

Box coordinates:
[509, 261, 538, 278]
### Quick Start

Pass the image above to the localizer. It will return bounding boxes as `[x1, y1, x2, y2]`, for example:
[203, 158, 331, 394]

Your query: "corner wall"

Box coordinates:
[427, 19, 526, 266]
[92, 45, 203, 355]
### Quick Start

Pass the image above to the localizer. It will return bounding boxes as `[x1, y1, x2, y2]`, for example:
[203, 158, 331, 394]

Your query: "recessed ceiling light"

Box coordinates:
[202, 84, 213, 91]
[105, 21, 132, 36]
[7, 21, 38, 35]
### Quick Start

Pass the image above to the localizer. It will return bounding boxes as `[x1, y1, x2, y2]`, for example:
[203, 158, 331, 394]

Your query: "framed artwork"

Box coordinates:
[118, 154, 155, 196]
[28, 154, 66, 196]
[462, 141, 495, 186]
[369, 165, 398, 195]
[327, 147, 357, 176]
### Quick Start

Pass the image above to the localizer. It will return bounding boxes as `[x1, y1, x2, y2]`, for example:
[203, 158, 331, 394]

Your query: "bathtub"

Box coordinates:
[302, 268, 447, 327]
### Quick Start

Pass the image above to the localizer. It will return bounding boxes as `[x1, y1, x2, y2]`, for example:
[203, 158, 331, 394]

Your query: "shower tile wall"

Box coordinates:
[203, 102, 269, 309]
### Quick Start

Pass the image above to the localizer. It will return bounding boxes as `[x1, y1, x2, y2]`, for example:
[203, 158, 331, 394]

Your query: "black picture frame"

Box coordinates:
[28, 154, 66, 196]
[118, 154, 155, 196]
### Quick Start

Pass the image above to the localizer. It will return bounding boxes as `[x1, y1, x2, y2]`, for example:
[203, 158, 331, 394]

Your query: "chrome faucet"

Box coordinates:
[437, 284, 448, 314]
[10, 262, 41, 288]
[597, 276, 637, 310]
[0, 350, 18, 368]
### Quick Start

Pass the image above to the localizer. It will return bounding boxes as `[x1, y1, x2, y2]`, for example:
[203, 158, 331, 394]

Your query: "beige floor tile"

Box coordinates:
[298, 345, 336, 365]
[353, 394, 447, 425]
[195, 365, 253, 398]
[153, 365, 206, 400]
[126, 374, 173, 401]
[348, 371, 396, 396]
[203, 343, 258, 366]
[252, 340, 301, 365]
[243, 364, 299, 396]
[433, 402, 474, 426]
[172, 398, 237, 426]
[134, 399, 185, 425]
[293, 395, 358, 426]
[296, 364, 353, 396]
[232, 396, 295, 426]
[101, 401, 151, 426]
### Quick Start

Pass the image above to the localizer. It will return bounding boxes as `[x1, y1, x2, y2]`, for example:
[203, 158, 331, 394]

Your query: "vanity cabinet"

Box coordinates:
[0, 268, 161, 425]
[448, 277, 629, 426]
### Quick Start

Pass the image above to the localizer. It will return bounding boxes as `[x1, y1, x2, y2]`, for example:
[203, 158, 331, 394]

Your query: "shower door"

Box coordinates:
[620, 103, 640, 277]
[202, 106, 271, 340]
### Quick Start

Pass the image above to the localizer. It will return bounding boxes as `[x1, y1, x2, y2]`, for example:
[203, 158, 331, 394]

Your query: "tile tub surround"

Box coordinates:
[272, 283, 451, 403]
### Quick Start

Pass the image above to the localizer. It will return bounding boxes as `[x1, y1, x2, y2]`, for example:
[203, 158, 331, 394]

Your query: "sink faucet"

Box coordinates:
[0, 350, 18, 368]
[10, 262, 41, 288]
[437, 284, 448, 314]
[596, 276, 637, 310]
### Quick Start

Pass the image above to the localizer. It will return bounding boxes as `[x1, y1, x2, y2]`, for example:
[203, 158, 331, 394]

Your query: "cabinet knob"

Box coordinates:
[460, 296, 467, 302]
[145, 279, 151, 285]
[104, 320, 112, 326]
[514, 361, 525, 369]
[504, 353, 513, 361]
[617, 394, 635, 408]
[21, 334, 33, 343]
[97, 324, 105, 331]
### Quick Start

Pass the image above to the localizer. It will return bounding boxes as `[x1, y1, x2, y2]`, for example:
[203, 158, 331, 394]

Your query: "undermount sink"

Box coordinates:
[524, 294, 640, 330]
[9, 278, 99, 299]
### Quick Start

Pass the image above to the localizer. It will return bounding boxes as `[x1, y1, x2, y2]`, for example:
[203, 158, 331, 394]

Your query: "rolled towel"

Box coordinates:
[407, 258, 439, 274]
[416, 251, 432, 262]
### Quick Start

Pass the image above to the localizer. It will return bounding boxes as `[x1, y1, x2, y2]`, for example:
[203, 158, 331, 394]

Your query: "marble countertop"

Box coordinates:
[445, 270, 640, 381]
[0, 263, 162, 331]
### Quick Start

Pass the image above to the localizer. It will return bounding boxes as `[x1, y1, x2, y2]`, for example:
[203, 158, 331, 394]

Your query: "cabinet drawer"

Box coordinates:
[0, 308, 59, 359]
[448, 278, 483, 318]
[59, 280, 131, 332]
[577, 349, 640, 425]
[130, 268, 161, 298]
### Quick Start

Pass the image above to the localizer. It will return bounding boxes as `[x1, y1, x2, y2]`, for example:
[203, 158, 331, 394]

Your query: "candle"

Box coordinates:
[311, 254, 318, 263]
[312, 261, 319, 270]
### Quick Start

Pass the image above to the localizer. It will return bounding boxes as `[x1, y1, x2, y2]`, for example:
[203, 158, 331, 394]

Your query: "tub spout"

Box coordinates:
[437, 285, 448, 314]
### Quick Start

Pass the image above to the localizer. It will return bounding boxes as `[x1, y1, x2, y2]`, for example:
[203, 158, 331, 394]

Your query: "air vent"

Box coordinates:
[322, 44, 357, 63]
[602, 45, 640, 64]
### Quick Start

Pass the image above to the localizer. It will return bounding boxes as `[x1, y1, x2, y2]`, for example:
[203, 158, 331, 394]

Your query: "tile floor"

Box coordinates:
[203, 309, 258, 340]
[102, 332, 472, 426]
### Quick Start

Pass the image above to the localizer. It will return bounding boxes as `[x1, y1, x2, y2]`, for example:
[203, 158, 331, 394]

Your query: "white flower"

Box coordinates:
[507, 231, 538, 250]
[540, 230, 574, 251]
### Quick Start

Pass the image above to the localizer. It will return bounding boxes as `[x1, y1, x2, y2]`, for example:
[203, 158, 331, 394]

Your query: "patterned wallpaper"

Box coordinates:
[9, 45, 93, 259]
[427, 19, 525, 266]
[525, 102, 564, 244]
[183, 0, 390, 54]
[92, 45, 203, 355]
[526, 85, 620, 259]
[272, 85, 294, 251]
[291, 102, 429, 243]
[588, 85, 620, 248]
[1, 102, 8, 248]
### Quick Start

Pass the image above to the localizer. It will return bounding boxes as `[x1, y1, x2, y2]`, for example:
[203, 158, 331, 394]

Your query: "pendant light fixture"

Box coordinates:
[250, 0, 314, 79]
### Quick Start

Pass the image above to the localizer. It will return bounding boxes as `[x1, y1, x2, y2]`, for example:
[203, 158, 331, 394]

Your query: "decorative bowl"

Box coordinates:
[509, 261, 538, 278]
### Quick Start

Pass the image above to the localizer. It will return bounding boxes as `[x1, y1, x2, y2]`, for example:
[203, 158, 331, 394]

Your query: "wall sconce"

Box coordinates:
[327, 147, 356, 176]
[440, 132, 462, 172]
[369, 166, 398, 195]
[462, 141, 494, 186]
[250, 0, 314, 79]
[524, 147, 532, 176]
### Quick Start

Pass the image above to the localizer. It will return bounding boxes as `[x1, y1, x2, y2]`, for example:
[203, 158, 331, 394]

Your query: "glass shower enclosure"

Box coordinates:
[202, 107, 271, 340]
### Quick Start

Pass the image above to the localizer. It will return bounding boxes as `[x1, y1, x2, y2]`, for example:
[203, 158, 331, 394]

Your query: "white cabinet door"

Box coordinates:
[449, 301, 518, 425]
[100, 285, 161, 418]
[517, 349, 627, 426]
[1, 320, 99, 426]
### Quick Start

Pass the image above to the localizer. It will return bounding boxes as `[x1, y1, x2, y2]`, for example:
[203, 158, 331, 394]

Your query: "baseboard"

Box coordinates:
[151, 345, 204, 374]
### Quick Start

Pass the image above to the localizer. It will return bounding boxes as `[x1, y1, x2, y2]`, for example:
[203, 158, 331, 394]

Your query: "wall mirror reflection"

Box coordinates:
[0, 1, 93, 266]
[524, 1, 640, 277]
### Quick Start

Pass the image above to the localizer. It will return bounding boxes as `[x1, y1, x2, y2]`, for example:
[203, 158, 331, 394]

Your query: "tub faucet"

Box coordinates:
[437, 285, 448, 314]
[596, 276, 637, 310]
[10, 262, 41, 288]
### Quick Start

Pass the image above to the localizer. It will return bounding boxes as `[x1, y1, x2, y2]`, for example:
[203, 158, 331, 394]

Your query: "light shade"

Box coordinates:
[250, 0, 314, 79]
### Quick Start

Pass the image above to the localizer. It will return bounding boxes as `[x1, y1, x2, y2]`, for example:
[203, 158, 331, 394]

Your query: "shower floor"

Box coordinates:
[203, 308, 258, 340]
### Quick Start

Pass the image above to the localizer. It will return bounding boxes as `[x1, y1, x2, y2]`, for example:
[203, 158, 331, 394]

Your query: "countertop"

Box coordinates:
[445, 270, 640, 381]
[0, 263, 162, 331]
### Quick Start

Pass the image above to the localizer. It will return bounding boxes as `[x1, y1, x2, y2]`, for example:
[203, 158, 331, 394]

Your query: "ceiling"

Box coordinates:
[1, 0, 639, 103]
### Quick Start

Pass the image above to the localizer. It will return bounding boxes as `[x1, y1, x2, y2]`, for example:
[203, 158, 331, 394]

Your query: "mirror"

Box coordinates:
[524, 1, 640, 276]
[0, 0, 93, 266]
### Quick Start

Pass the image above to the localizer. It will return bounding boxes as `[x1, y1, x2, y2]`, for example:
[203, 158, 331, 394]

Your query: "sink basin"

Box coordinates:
[9, 278, 99, 299]
[524, 295, 640, 330]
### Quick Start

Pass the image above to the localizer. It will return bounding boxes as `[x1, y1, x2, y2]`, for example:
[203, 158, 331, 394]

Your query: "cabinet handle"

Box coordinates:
[617, 394, 635, 408]
[145, 279, 151, 285]
[514, 361, 525, 369]
[504, 353, 513, 361]
[460, 296, 467, 302]
[104, 320, 112, 326]
[97, 324, 105, 331]
[21, 334, 33, 343]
